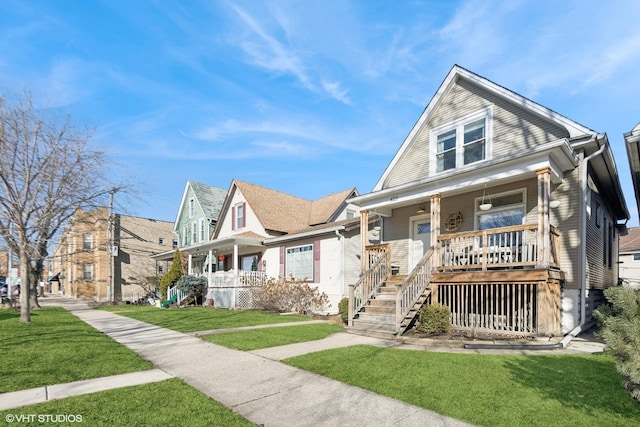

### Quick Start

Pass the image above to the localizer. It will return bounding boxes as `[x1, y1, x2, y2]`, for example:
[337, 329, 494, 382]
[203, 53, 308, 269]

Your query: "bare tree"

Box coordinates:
[0, 92, 124, 323]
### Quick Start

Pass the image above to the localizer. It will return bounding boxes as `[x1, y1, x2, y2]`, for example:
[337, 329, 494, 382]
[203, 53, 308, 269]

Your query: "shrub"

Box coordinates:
[255, 276, 329, 314]
[176, 275, 207, 303]
[416, 303, 451, 335]
[594, 286, 640, 402]
[338, 297, 349, 324]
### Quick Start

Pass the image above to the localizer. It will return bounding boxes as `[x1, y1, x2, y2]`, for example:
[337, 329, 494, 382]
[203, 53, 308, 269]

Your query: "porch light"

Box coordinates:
[416, 206, 426, 214]
[479, 185, 493, 211]
[549, 200, 561, 209]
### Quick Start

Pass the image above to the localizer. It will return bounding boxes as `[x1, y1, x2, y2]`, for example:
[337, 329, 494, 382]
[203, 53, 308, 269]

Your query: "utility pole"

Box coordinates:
[106, 188, 115, 303]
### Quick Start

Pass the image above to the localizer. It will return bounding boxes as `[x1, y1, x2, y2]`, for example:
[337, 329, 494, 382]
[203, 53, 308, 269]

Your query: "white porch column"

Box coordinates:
[207, 249, 213, 286]
[233, 242, 239, 286]
[430, 194, 441, 268]
[536, 168, 551, 267]
[360, 209, 369, 273]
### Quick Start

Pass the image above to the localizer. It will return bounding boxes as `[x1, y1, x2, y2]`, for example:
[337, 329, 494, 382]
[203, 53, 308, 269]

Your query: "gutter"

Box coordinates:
[465, 135, 606, 351]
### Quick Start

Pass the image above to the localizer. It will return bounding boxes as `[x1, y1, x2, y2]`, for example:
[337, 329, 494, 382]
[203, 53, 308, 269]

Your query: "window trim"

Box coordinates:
[285, 243, 314, 281]
[429, 107, 493, 176]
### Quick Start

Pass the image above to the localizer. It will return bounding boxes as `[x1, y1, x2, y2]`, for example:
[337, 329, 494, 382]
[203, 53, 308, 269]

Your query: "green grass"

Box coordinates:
[0, 378, 253, 427]
[97, 305, 308, 332]
[0, 307, 152, 393]
[203, 323, 344, 351]
[284, 345, 640, 427]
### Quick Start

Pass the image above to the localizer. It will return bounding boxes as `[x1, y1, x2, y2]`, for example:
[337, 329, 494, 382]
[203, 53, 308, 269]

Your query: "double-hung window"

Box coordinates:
[83, 263, 93, 280]
[431, 108, 492, 174]
[199, 219, 206, 242]
[82, 234, 93, 250]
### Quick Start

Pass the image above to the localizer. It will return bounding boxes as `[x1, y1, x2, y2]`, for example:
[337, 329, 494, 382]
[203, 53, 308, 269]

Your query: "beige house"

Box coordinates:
[349, 65, 629, 339]
[50, 208, 174, 302]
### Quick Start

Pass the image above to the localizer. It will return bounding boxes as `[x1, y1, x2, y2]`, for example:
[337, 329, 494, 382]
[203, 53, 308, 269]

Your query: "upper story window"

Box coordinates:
[189, 198, 195, 218]
[159, 238, 165, 246]
[82, 234, 93, 250]
[182, 224, 188, 246]
[191, 222, 197, 243]
[346, 210, 355, 219]
[431, 107, 492, 175]
[83, 263, 93, 280]
[172, 240, 178, 249]
[233, 203, 246, 230]
[199, 219, 206, 242]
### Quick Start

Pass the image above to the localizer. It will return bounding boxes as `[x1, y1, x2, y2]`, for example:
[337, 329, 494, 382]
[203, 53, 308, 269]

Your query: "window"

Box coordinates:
[595, 201, 602, 228]
[189, 198, 195, 218]
[82, 234, 93, 250]
[633, 253, 640, 261]
[83, 263, 93, 280]
[346, 210, 355, 219]
[182, 225, 188, 246]
[191, 222, 197, 243]
[286, 244, 313, 280]
[199, 219, 206, 242]
[158, 265, 164, 274]
[235, 203, 245, 230]
[475, 190, 525, 230]
[159, 238, 165, 245]
[431, 108, 491, 174]
[172, 240, 178, 249]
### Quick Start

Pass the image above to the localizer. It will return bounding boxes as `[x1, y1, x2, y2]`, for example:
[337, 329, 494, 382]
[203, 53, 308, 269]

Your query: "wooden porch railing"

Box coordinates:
[395, 249, 433, 334]
[348, 244, 390, 327]
[436, 224, 561, 271]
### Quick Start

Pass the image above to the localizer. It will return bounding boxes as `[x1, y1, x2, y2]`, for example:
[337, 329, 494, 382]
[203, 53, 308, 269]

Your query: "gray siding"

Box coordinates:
[384, 79, 569, 189]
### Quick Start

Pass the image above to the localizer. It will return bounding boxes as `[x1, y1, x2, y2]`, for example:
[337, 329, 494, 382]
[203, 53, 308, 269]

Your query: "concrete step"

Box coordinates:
[350, 318, 396, 333]
[346, 327, 397, 340]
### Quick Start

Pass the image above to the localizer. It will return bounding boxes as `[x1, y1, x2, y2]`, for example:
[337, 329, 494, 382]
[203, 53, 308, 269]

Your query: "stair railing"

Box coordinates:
[395, 249, 433, 334]
[167, 284, 186, 306]
[348, 245, 390, 327]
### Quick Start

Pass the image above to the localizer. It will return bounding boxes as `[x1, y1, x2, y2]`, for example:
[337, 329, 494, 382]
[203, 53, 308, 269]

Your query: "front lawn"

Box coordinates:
[284, 345, 640, 427]
[0, 378, 253, 427]
[203, 323, 344, 350]
[0, 307, 152, 393]
[97, 305, 308, 332]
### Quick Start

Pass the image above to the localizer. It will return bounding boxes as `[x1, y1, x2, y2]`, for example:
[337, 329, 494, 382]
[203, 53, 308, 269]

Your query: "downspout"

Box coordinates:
[466, 136, 605, 351]
[558, 136, 607, 347]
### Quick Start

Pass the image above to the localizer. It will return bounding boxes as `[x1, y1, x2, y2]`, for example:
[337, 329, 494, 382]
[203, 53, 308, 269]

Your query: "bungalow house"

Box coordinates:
[166, 179, 374, 313]
[349, 65, 629, 339]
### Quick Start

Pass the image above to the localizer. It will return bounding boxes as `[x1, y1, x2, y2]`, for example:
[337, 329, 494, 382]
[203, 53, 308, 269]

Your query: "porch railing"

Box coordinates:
[436, 224, 561, 271]
[396, 249, 433, 334]
[206, 270, 267, 288]
[348, 244, 390, 327]
[167, 284, 186, 305]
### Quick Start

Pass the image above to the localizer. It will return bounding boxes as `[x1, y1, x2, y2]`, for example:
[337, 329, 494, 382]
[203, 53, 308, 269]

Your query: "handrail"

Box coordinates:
[395, 249, 433, 334]
[348, 245, 390, 327]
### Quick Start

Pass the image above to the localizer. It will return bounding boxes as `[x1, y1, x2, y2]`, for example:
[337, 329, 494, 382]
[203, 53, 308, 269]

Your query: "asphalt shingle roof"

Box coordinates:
[189, 181, 227, 221]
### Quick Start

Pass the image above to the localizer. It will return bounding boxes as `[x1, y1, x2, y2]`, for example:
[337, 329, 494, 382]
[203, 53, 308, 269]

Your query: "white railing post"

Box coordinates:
[348, 284, 354, 327]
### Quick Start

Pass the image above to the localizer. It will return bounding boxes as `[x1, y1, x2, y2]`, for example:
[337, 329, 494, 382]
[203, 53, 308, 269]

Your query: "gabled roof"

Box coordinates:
[374, 64, 594, 192]
[309, 188, 358, 226]
[173, 180, 226, 229]
[620, 226, 640, 253]
[214, 180, 357, 237]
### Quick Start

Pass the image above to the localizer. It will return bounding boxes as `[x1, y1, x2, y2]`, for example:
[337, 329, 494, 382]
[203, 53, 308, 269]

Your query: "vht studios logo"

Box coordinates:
[5, 414, 84, 423]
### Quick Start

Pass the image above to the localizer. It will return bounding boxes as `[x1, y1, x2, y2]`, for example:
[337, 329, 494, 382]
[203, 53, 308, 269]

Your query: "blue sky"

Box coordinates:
[1, 1, 639, 225]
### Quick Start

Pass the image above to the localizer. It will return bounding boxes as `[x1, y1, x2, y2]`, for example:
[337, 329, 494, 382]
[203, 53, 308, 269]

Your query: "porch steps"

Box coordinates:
[348, 276, 407, 340]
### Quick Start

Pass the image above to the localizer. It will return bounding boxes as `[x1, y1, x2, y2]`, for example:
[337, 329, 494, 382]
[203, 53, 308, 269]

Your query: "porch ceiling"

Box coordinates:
[182, 236, 264, 257]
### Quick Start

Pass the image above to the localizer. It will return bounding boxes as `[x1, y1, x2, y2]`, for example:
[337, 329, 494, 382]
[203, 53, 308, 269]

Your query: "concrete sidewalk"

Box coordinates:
[31, 297, 471, 426]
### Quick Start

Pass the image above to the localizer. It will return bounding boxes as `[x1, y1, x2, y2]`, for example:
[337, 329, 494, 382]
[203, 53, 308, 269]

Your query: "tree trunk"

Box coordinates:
[19, 252, 31, 323]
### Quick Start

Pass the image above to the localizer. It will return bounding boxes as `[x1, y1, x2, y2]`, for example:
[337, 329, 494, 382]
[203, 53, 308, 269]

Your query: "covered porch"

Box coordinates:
[351, 166, 565, 338]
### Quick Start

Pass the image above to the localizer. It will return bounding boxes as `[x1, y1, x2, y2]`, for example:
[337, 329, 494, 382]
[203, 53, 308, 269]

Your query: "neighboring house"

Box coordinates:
[166, 179, 371, 313]
[349, 65, 629, 339]
[619, 227, 640, 289]
[50, 207, 174, 302]
[625, 123, 640, 221]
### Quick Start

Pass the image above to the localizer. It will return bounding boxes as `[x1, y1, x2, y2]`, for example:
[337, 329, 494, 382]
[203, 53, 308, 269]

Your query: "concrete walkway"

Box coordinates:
[2, 296, 605, 425]
[13, 296, 471, 426]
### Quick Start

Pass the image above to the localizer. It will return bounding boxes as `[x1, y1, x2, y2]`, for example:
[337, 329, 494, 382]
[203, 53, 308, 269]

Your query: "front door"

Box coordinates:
[410, 216, 431, 270]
